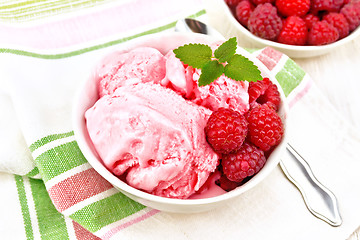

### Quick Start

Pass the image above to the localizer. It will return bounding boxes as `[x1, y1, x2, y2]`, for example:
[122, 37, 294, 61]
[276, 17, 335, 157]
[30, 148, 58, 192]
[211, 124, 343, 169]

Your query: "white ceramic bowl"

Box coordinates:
[205, 0, 360, 58]
[73, 31, 288, 213]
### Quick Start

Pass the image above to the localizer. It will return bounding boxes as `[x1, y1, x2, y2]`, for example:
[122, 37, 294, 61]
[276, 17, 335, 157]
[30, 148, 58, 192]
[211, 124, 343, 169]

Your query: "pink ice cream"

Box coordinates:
[85, 83, 219, 199]
[97, 47, 166, 97]
[162, 50, 250, 114]
[192, 74, 250, 114]
[86, 45, 250, 199]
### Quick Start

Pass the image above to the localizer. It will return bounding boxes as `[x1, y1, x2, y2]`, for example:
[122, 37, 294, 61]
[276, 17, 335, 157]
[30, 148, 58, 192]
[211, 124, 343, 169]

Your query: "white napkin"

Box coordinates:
[0, 90, 35, 176]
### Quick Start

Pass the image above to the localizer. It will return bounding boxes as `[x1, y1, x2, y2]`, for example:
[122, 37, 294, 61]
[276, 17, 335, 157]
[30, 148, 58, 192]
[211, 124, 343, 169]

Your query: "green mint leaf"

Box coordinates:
[173, 38, 261, 87]
[224, 54, 262, 82]
[173, 43, 212, 69]
[214, 37, 237, 63]
[198, 60, 224, 86]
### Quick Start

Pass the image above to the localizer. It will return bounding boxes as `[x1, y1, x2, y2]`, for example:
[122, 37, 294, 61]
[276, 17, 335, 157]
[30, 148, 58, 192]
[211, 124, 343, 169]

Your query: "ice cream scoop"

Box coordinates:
[97, 47, 166, 97]
[85, 82, 219, 199]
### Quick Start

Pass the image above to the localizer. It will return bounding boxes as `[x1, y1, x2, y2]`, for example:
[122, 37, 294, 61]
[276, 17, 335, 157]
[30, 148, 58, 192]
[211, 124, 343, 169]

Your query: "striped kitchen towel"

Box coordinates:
[1, 0, 360, 239]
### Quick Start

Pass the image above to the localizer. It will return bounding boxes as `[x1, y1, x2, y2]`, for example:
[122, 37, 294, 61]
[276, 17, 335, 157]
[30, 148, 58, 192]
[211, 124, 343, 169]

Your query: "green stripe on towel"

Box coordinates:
[0, 0, 92, 12]
[275, 58, 306, 96]
[0, 0, 62, 11]
[29, 131, 74, 152]
[70, 192, 146, 232]
[29, 178, 70, 240]
[35, 141, 87, 182]
[0, 0, 109, 22]
[25, 167, 40, 178]
[0, 24, 173, 59]
[15, 175, 34, 240]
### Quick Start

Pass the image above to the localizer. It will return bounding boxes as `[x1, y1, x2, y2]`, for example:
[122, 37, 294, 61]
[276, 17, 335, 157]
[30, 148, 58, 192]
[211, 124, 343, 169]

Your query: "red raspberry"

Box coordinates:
[278, 16, 308, 45]
[205, 108, 248, 154]
[248, 3, 283, 41]
[302, 13, 320, 30]
[246, 104, 284, 151]
[225, 0, 243, 9]
[216, 174, 241, 191]
[307, 21, 339, 45]
[275, 0, 310, 17]
[311, 0, 345, 13]
[235, 0, 255, 27]
[341, 1, 360, 32]
[251, 0, 275, 5]
[248, 78, 281, 111]
[222, 142, 266, 182]
[323, 13, 350, 39]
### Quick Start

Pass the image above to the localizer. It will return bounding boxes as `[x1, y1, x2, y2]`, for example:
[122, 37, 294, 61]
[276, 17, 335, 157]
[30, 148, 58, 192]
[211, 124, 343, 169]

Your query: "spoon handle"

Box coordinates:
[280, 143, 342, 226]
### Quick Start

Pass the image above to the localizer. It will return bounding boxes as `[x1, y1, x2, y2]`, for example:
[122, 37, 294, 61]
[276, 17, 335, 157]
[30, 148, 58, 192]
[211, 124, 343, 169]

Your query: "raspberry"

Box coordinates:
[235, 0, 255, 27]
[341, 1, 360, 31]
[251, 0, 275, 5]
[248, 78, 281, 111]
[205, 108, 248, 154]
[311, 0, 344, 13]
[278, 16, 308, 45]
[323, 13, 350, 39]
[222, 142, 266, 182]
[248, 3, 283, 41]
[275, 0, 310, 17]
[307, 21, 339, 45]
[225, 0, 243, 9]
[302, 13, 320, 29]
[216, 174, 241, 191]
[246, 104, 284, 151]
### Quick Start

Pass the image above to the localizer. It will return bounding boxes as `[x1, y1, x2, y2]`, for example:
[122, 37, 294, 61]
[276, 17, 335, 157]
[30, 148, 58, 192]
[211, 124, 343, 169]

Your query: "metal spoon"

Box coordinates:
[175, 18, 342, 227]
[282, 143, 342, 226]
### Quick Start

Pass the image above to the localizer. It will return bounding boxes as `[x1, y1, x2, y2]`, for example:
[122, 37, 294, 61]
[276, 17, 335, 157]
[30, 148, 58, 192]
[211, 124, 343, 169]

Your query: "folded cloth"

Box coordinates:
[1, 0, 360, 239]
[0, 91, 36, 176]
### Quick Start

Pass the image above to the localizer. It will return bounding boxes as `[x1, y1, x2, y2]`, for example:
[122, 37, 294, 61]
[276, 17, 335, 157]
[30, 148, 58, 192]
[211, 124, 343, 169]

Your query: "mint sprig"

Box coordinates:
[214, 37, 237, 63]
[199, 60, 224, 86]
[173, 37, 262, 86]
[224, 54, 262, 82]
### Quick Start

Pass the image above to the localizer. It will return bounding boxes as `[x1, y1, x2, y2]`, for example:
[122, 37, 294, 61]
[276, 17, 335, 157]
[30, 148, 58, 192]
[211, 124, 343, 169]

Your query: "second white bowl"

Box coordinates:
[205, 0, 360, 58]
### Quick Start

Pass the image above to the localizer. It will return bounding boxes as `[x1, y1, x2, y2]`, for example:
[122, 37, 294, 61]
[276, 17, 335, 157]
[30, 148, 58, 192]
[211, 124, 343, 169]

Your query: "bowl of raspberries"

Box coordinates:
[205, 0, 360, 58]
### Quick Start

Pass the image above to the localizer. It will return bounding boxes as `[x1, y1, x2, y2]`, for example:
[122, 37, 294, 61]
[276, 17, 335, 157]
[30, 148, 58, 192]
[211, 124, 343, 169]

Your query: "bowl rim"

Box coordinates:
[217, 0, 360, 51]
[72, 31, 289, 208]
